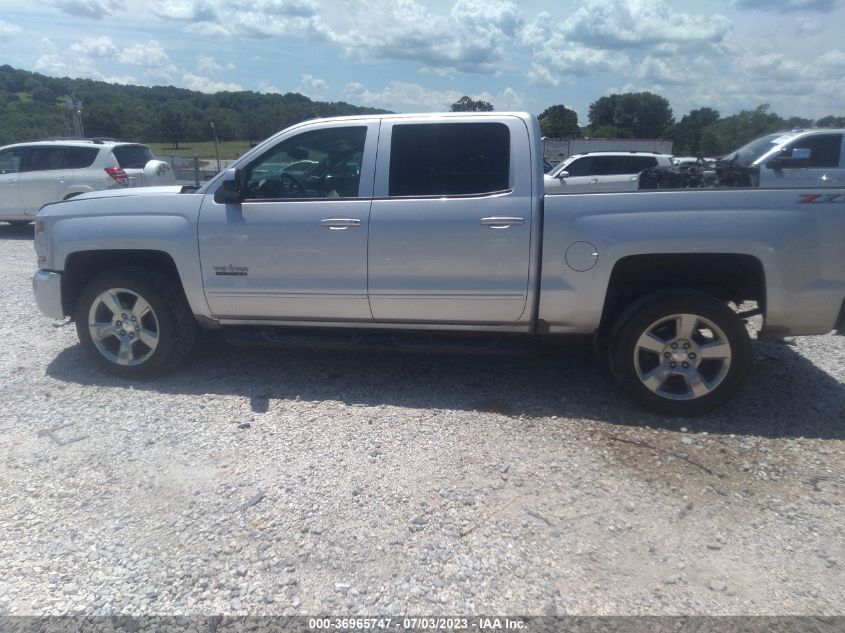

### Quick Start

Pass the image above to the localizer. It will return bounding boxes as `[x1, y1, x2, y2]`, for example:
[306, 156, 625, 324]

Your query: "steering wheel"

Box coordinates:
[256, 172, 307, 199]
[279, 172, 306, 197]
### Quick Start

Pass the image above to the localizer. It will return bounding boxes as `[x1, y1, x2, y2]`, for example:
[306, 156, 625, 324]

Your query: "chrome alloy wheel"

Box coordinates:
[633, 313, 732, 401]
[87, 288, 160, 366]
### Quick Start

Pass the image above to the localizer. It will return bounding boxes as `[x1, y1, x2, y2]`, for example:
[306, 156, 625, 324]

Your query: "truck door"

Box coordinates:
[18, 146, 74, 214]
[368, 117, 533, 323]
[0, 147, 25, 218]
[198, 121, 379, 320]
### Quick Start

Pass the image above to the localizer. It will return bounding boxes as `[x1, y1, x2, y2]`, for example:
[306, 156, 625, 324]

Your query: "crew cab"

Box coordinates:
[32, 113, 845, 415]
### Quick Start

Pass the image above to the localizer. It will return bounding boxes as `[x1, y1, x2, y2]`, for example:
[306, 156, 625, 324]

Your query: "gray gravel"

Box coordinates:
[0, 222, 843, 616]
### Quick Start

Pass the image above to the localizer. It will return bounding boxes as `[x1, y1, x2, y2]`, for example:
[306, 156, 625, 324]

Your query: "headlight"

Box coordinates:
[34, 219, 49, 269]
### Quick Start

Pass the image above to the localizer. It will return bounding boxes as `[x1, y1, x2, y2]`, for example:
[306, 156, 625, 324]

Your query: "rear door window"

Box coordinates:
[65, 147, 100, 168]
[588, 156, 617, 176]
[26, 147, 66, 171]
[113, 145, 155, 169]
[628, 156, 658, 172]
[388, 122, 510, 196]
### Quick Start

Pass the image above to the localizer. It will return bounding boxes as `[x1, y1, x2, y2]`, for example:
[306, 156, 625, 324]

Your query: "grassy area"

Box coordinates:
[146, 140, 255, 161]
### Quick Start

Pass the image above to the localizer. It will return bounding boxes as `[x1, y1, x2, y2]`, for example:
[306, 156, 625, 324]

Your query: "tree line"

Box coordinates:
[1, 64, 843, 158]
[451, 93, 845, 157]
[0, 65, 388, 147]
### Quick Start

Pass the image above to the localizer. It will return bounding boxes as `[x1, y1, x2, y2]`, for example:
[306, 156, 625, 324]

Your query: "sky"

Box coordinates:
[1, 0, 844, 123]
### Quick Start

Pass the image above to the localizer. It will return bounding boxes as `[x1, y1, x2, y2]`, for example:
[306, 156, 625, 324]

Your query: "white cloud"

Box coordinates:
[731, 0, 839, 12]
[163, 0, 327, 39]
[33, 52, 68, 75]
[181, 73, 242, 93]
[299, 74, 327, 90]
[817, 49, 845, 66]
[525, 14, 631, 86]
[258, 80, 283, 94]
[562, 0, 731, 51]
[118, 41, 175, 71]
[793, 17, 826, 35]
[33, 36, 177, 84]
[637, 56, 694, 85]
[185, 22, 231, 37]
[47, 0, 117, 20]
[344, 80, 523, 113]
[0, 20, 22, 42]
[151, 0, 217, 21]
[523, 2, 723, 88]
[331, 0, 523, 74]
[196, 54, 235, 74]
[69, 35, 119, 58]
[294, 74, 328, 98]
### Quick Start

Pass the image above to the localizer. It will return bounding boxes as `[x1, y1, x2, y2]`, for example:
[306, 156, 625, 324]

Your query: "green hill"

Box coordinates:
[0, 65, 390, 147]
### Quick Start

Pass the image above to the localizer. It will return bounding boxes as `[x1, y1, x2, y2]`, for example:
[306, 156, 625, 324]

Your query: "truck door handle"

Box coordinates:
[321, 218, 361, 230]
[588, 178, 599, 184]
[480, 216, 525, 229]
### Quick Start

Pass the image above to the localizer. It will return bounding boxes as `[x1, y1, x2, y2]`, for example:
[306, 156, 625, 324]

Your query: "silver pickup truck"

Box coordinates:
[32, 112, 845, 415]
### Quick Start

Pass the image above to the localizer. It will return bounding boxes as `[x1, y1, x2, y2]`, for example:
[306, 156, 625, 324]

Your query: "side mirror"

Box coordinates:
[558, 171, 570, 179]
[214, 168, 244, 204]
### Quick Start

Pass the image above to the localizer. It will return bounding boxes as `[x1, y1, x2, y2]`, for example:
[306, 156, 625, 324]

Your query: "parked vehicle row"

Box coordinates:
[32, 112, 845, 416]
[0, 139, 174, 224]
[545, 151, 673, 194]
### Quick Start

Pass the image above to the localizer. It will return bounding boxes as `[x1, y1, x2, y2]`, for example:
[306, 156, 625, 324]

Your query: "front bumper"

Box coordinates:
[33, 271, 64, 319]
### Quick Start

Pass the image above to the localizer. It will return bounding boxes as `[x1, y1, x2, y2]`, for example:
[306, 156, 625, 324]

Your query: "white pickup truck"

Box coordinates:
[641, 128, 845, 190]
[32, 112, 845, 415]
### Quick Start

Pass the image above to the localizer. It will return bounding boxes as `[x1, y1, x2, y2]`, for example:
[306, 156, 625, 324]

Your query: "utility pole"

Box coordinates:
[210, 120, 221, 172]
[67, 87, 84, 138]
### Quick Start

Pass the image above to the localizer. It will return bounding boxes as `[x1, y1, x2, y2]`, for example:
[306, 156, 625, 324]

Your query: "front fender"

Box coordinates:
[43, 192, 211, 318]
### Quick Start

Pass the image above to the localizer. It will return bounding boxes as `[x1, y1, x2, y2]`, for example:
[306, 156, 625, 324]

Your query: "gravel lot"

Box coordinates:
[0, 222, 843, 617]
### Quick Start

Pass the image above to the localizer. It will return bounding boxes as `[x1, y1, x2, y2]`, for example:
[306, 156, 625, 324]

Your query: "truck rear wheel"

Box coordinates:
[75, 268, 197, 378]
[612, 291, 752, 416]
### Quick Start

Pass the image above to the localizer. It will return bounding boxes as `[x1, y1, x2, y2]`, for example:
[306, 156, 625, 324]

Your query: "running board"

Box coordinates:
[223, 326, 537, 355]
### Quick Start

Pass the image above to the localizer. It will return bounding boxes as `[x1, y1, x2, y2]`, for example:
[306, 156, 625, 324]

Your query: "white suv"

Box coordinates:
[0, 139, 174, 225]
[545, 151, 674, 194]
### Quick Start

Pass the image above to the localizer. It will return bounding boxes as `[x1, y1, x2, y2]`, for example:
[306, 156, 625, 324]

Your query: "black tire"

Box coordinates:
[612, 290, 752, 416]
[75, 268, 197, 378]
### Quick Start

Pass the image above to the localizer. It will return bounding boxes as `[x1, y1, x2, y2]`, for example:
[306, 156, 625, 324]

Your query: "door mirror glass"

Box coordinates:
[558, 171, 570, 179]
[214, 168, 243, 204]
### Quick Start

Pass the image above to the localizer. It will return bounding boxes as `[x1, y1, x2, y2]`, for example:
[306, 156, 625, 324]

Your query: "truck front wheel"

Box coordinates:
[612, 291, 752, 416]
[75, 268, 197, 378]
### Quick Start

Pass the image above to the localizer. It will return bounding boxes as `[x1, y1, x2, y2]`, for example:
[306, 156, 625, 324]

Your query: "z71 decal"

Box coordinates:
[797, 193, 845, 204]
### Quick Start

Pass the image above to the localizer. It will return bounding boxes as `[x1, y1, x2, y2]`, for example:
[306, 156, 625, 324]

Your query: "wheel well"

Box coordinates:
[599, 254, 765, 336]
[62, 250, 184, 318]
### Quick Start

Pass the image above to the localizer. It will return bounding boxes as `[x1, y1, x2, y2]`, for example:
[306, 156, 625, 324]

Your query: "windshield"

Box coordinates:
[547, 156, 575, 178]
[727, 132, 797, 166]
